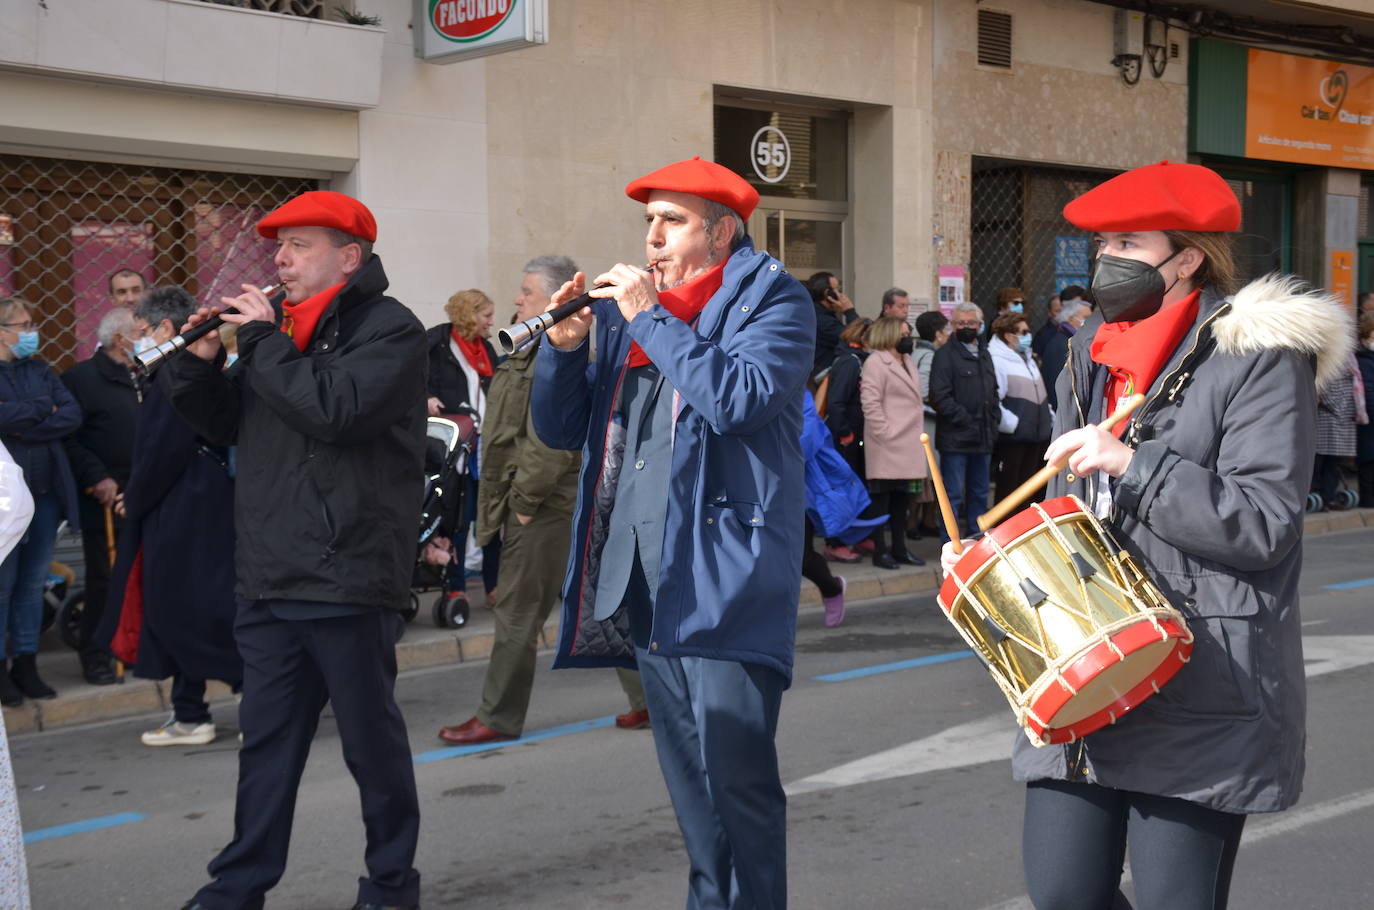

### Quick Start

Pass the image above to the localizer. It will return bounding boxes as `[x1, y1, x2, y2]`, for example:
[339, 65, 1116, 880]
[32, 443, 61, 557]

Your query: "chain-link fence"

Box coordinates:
[0, 154, 316, 370]
[970, 158, 1115, 330]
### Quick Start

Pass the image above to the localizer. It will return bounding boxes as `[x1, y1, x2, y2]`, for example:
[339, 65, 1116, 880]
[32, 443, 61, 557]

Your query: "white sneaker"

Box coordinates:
[141, 720, 216, 747]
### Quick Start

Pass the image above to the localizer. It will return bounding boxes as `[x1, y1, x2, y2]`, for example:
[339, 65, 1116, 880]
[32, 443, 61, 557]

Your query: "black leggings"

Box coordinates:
[867, 489, 910, 558]
[1023, 780, 1246, 910]
[801, 517, 843, 598]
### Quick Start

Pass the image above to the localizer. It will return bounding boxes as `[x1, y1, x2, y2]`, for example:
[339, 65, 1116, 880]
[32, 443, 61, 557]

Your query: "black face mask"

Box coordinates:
[954, 327, 980, 345]
[1089, 249, 1182, 323]
[895, 336, 914, 355]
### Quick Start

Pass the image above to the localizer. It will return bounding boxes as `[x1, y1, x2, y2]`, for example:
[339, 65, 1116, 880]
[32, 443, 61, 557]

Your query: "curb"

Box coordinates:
[6, 509, 1367, 735]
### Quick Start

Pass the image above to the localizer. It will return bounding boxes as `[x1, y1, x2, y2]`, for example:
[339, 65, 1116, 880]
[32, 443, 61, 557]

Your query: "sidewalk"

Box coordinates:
[8, 508, 1372, 736]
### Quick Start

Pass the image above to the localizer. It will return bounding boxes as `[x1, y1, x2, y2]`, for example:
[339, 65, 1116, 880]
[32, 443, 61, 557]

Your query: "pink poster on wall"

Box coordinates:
[69, 221, 154, 360]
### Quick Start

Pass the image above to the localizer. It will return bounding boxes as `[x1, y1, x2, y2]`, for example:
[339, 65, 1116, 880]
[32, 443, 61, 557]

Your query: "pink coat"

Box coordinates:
[860, 350, 928, 481]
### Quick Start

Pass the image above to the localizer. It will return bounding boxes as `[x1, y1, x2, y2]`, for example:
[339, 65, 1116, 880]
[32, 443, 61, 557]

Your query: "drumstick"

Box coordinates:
[920, 433, 963, 555]
[976, 393, 1146, 533]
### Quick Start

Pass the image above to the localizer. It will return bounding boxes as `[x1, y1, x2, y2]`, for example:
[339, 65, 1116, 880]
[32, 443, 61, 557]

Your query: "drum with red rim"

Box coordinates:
[938, 496, 1192, 746]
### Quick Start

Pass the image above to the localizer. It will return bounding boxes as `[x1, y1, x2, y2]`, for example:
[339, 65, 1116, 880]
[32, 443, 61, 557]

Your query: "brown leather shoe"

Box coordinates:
[437, 716, 516, 745]
[615, 709, 651, 730]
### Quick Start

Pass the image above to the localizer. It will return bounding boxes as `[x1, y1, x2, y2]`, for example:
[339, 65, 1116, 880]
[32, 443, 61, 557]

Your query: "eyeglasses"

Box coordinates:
[1011, 300, 1024, 305]
[1, 322, 36, 331]
[952, 321, 981, 329]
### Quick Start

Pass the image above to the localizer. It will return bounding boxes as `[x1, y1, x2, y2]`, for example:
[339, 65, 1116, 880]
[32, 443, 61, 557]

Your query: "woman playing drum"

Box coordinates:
[944, 161, 1353, 909]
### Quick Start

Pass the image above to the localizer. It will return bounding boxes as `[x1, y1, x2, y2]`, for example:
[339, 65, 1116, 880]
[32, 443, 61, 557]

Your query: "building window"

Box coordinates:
[713, 101, 849, 279]
[977, 10, 1013, 70]
[0, 154, 313, 369]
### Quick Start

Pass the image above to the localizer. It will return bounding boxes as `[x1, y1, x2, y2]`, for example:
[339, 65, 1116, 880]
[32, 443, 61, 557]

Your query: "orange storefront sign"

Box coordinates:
[1245, 48, 1374, 169]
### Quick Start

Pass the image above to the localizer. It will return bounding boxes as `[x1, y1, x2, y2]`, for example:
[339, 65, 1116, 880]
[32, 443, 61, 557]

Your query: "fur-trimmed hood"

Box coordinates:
[1214, 273, 1355, 389]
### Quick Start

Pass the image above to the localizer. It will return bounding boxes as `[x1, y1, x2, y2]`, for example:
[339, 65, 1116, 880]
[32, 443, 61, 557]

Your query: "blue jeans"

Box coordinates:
[939, 452, 990, 540]
[0, 490, 62, 657]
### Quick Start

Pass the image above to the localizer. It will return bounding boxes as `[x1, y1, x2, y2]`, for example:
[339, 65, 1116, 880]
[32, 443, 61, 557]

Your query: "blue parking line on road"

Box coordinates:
[815, 649, 976, 682]
[413, 715, 616, 763]
[23, 811, 144, 845]
[1323, 577, 1374, 591]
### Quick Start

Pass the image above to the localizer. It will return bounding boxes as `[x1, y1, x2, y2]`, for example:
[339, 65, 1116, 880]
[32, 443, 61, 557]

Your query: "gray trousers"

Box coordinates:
[476, 509, 645, 735]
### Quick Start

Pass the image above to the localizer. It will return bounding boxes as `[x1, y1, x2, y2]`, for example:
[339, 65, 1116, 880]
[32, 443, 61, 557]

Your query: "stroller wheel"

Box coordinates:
[57, 590, 88, 652]
[402, 591, 420, 623]
[1339, 489, 1359, 510]
[432, 592, 469, 630]
[1306, 492, 1324, 514]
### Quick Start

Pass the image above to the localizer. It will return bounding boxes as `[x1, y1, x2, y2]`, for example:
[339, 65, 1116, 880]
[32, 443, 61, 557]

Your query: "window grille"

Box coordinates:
[189, 0, 333, 19]
[0, 153, 315, 370]
[969, 159, 1115, 327]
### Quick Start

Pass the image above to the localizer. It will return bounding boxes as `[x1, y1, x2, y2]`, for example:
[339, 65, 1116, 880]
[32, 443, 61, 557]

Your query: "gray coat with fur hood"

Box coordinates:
[1011, 275, 1354, 814]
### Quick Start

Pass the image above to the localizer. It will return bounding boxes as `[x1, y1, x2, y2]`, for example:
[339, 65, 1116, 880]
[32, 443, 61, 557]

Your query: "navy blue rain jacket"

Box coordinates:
[0, 356, 82, 528]
[531, 240, 814, 683]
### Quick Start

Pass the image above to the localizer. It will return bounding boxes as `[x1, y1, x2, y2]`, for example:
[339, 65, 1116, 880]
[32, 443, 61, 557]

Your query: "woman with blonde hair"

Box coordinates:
[859, 316, 927, 569]
[426, 289, 500, 614]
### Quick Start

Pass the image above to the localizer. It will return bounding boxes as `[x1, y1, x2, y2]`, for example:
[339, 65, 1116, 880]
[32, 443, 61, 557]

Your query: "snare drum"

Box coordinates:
[938, 496, 1192, 746]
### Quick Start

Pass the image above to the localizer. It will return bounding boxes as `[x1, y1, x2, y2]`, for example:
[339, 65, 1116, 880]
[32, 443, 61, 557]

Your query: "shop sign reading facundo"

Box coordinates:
[1245, 47, 1374, 169]
[414, 0, 547, 64]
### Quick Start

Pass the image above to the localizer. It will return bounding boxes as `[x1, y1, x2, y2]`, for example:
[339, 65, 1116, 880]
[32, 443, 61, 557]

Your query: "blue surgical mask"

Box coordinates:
[133, 335, 156, 356]
[224, 352, 239, 369]
[1008, 302, 1024, 314]
[10, 330, 38, 360]
[1016, 333, 1033, 353]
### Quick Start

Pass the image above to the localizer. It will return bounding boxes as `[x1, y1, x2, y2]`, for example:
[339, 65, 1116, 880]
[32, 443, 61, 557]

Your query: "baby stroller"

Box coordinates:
[409, 411, 478, 633]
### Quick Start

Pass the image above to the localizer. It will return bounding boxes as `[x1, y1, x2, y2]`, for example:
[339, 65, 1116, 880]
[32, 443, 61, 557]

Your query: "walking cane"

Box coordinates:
[104, 505, 125, 683]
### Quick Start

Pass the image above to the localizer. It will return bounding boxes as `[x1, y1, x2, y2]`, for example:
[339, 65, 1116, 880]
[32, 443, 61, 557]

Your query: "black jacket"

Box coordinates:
[60, 349, 143, 491]
[1039, 324, 1074, 410]
[0, 356, 82, 527]
[824, 345, 868, 442]
[162, 255, 427, 611]
[812, 303, 858, 379]
[928, 340, 999, 453]
[425, 323, 496, 415]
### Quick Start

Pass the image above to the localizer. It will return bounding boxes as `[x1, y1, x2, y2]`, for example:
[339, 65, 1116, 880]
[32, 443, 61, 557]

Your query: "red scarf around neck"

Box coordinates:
[451, 329, 493, 378]
[626, 261, 727, 368]
[1090, 288, 1201, 436]
[280, 283, 344, 352]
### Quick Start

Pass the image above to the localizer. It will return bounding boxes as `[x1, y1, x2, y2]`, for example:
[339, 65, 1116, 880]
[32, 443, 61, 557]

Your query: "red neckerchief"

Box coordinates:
[1090, 288, 1201, 437]
[280, 283, 344, 352]
[626, 261, 726, 368]
[451, 329, 493, 378]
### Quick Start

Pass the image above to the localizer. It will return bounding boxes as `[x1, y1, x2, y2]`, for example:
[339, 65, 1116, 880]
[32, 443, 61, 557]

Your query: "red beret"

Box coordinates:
[1063, 161, 1240, 233]
[625, 157, 760, 220]
[257, 190, 377, 243]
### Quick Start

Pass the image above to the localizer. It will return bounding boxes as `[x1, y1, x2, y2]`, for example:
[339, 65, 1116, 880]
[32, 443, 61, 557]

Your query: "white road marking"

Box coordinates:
[790, 635, 1374, 799]
[785, 714, 1012, 796]
[1301, 635, 1374, 679]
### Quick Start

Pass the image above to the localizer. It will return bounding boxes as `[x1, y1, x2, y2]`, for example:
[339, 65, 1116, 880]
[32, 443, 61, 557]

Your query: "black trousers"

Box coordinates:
[77, 497, 119, 658]
[1022, 780, 1246, 910]
[194, 599, 420, 910]
[994, 439, 1047, 501]
[868, 489, 911, 558]
[801, 517, 842, 598]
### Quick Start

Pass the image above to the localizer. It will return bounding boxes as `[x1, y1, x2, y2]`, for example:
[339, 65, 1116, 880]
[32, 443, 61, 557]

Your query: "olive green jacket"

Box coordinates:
[474, 341, 581, 546]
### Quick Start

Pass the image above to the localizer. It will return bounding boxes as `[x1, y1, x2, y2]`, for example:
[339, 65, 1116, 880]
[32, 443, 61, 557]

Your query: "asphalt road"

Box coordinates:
[13, 527, 1374, 909]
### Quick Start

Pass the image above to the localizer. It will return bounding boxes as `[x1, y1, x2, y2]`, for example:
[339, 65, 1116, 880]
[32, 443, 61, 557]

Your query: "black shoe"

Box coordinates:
[904, 527, 924, 541]
[10, 654, 55, 700]
[81, 653, 118, 686]
[350, 903, 419, 910]
[892, 551, 926, 566]
[872, 552, 899, 570]
[179, 903, 211, 910]
[0, 663, 23, 707]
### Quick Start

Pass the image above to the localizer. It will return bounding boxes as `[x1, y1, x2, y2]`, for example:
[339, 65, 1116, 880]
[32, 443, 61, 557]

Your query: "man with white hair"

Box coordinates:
[1039, 297, 1090, 409]
[928, 300, 1000, 537]
[61, 307, 145, 684]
